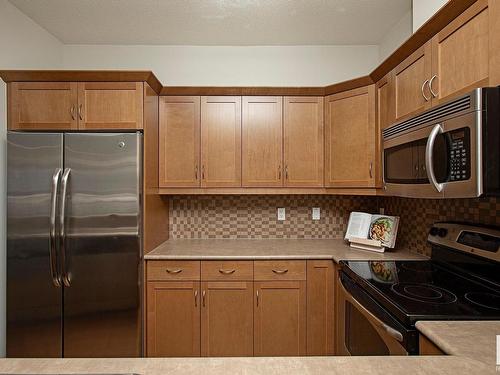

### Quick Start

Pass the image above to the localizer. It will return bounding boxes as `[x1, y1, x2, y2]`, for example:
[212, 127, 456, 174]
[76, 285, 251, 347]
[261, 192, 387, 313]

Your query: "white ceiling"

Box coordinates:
[9, 0, 411, 46]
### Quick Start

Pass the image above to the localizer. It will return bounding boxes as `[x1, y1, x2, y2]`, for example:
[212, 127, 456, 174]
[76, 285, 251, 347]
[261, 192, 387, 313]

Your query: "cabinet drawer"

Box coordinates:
[147, 261, 200, 281]
[254, 260, 306, 281]
[201, 261, 253, 281]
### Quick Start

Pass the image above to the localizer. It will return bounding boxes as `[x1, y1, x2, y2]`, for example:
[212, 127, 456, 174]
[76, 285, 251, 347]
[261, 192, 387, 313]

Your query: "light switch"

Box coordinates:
[312, 207, 320, 220]
[277, 207, 286, 221]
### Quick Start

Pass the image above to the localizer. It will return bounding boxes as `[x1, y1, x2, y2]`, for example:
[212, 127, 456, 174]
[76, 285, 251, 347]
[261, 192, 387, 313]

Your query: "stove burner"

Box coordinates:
[391, 283, 457, 304]
[464, 292, 500, 310]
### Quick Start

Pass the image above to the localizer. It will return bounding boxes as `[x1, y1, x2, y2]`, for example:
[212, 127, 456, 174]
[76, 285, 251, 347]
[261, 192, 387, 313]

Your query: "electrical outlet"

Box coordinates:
[277, 207, 286, 221]
[379, 207, 385, 215]
[312, 207, 320, 220]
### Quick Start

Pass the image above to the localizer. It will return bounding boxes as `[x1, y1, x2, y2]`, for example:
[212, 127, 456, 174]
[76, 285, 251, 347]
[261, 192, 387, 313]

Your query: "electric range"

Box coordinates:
[338, 222, 500, 355]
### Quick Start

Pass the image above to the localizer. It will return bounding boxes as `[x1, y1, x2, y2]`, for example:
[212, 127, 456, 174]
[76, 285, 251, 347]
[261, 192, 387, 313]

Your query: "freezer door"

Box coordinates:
[7, 132, 64, 357]
[62, 133, 142, 357]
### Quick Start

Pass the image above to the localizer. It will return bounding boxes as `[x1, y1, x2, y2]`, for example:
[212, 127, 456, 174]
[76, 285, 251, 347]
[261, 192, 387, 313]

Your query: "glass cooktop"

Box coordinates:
[340, 260, 500, 326]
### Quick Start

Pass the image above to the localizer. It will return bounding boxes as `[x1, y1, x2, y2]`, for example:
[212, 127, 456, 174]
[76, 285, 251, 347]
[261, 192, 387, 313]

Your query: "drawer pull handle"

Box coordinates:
[202, 290, 206, 307]
[272, 269, 289, 274]
[219, 269, 236, 274]
[166, 268, 183, 274]
[194, 290, 198, 307]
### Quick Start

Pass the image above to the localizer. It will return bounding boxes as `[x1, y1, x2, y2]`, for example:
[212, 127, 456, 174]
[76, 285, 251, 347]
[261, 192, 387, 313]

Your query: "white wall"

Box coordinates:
[0, 0, 63, 357]
[379, 10, 412, 62]
[62, 45, 380, 86]
[412, 0, 448, 32]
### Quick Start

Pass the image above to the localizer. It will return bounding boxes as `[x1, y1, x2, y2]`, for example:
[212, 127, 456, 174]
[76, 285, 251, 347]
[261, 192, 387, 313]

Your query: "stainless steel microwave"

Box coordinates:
[382, 87, 500, 198]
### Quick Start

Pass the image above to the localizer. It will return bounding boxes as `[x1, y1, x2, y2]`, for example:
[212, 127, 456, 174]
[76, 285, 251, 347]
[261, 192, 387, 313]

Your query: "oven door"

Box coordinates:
[336, 272, 417, 355]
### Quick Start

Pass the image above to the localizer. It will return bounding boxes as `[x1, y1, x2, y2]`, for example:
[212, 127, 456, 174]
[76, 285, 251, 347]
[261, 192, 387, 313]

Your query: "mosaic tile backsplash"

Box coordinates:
[169, 195, 378, 239]
[381, 196, 500, 256]
[169, 194, 500, 256]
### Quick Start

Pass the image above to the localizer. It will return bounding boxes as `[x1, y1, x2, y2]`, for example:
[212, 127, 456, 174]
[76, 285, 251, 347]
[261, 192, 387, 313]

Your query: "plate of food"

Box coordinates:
[369, 217, 394, 246]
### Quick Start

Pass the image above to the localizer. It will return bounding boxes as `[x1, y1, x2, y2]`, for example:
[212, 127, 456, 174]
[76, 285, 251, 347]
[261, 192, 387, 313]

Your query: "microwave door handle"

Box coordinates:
[425, 124, 444, 193]
[49, 168, 62, 287]
[59, 168, 71, 287]
[339, 278, 404, 342]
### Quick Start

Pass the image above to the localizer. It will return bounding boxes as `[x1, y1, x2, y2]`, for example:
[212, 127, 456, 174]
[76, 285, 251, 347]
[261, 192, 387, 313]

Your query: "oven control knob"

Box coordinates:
[429, 227, 439, 236]
[438, 228, 448, 238]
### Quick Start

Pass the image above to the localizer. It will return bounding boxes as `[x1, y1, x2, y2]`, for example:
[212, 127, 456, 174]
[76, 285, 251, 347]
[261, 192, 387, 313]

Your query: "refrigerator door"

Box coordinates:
[62, 133, 142, 357]
[7, 132, 64, 357]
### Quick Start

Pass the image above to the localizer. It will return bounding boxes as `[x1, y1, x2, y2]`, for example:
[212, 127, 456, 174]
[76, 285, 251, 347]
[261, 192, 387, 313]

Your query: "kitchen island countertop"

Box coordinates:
[416, 320, 500, 366]
[0, 354, 491, 375]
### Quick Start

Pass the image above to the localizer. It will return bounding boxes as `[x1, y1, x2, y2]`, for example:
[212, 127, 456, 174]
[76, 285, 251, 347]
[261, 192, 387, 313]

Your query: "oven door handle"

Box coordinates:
[425, 123, 444, 193]
[339, 278, 404, 342]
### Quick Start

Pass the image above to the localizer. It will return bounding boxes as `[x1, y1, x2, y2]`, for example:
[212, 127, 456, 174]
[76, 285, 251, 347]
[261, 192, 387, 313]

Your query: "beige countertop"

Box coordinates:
[416, 320, 500, 366]
[0, 355, 491, 375]
[144, 239, 427, 262]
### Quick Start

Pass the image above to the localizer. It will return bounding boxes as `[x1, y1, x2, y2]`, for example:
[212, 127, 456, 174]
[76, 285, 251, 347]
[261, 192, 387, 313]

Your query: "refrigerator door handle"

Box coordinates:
[59, 167, 71, 287]
[49, 168, 62, 287]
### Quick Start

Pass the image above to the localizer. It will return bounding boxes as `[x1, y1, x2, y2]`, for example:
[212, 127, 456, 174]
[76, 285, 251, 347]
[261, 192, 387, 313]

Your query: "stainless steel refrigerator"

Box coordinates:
[7, 132, 142, 358]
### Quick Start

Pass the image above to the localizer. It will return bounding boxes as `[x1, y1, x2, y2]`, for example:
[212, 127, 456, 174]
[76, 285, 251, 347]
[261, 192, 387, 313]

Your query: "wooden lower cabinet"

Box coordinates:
[254, 281, 307, 356]
[201, 281, 254, 356]
[306, 261, 335, 355]
[419, 334, 445, 355]
[146, 281, 200, 357]
[146, 260, 335, 357]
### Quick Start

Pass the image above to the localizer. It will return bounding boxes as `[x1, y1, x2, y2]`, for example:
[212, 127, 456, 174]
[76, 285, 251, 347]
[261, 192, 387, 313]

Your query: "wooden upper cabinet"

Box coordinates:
[306, 261, 335, 356]
[146, 281, 200, 357]
[159, 96, 200, 187]
[394, 43, 432, 121]
[8, 82, 78, 130]
[201, 281, 254, 357]
[430, 0, 490, 105]
[325, 85, 376, 188]
[283, 97, 324, 187]
[254, 281, 306, 356]
[242, 96, 283, 187]
[77, 82, 143, 130]
[375, 74, 394, 187]
[201, 96, 242, 187]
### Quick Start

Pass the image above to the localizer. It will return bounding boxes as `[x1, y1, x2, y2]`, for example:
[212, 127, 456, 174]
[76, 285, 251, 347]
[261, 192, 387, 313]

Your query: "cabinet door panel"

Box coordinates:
[78, 82, 143, 130]
[201, 96, 242, 187]
[283, 97, 324, 187]
[159, 96, 200, 187]
[201, 281, 253, 356]
[146, 281, 200, 357]
[394, 44, 432, 121]
[431, 0, 489, 104]
[242, 96, 283, 187]
[376, 74, 394, 187]
[9, 82, 78, 130]
[254, 281, 306, 356]
[306, 261, 335, 355]
[325, 86, 376, 187]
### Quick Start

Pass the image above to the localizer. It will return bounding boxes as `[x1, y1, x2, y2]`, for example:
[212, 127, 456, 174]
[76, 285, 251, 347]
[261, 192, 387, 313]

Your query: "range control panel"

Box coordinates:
[448, 127, 470, 182]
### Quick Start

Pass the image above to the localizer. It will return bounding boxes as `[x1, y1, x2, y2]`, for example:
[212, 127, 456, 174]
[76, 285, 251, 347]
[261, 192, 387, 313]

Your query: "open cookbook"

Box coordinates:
[344, 212, 400, 252]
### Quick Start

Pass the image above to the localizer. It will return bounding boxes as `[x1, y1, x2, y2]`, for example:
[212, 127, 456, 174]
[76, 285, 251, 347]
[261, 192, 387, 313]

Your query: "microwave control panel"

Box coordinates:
[448, 128, 470, 182]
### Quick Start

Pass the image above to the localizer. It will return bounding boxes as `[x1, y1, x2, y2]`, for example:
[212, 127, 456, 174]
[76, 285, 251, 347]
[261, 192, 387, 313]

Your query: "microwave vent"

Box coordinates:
[383, 95, 472, 139]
